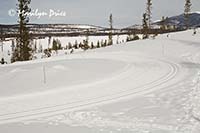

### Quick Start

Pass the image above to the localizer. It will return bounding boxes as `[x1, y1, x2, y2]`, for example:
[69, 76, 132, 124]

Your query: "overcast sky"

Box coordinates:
[0, 0, 200, 28]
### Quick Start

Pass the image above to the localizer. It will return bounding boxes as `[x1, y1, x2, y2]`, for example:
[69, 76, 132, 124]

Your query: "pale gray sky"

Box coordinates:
[0, 0, 200, 28]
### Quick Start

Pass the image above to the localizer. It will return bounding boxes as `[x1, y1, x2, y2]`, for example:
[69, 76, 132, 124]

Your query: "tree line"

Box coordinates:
[0, 0, 193, 64]
[142, 0, 192, 39]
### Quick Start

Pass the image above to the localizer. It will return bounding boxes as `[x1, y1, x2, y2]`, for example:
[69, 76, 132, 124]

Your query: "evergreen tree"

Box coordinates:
[0, 27, 4, 54]
[44, 49, 51, 57]
[79, 42, 83, 49]
[108, 14, 113, 45]
[33, 40, 37, 53]
[127, 33, 140, 42]
[97, 40, 100, 48]
[116, 35, 119, 44]
[184, 0, 192, 29]
[57, 39, 62, 50]
[85, 29, 89, 46]
[142, 13, 149, 39]
[133, 35, 140, 40]
[101, 40, 104, 47]
[74, 40, 79, 49]
[8, 50, 11, 56]
[38, 43, 43, 53]
[91, 42, 94, 49]
[104, 40, 107, 47]
[146, 0, 152, 28]
[82, 40, 90, 50]
[0, 58, 6, 65]
[29, 39, 35, 53]
[11, 0, 32, 63]
[68, 42, 72, 49]
[126, 32, 132, 42]
[160, 16, 166, 31]
[58, 43, 62, 50]
[82, 29, 90, 50]
[11, 40, 15, 52]
[48, 36, 51, 49]
[126, 35, 130, 42]
[0, 27, 4, 41]
[52, 39, 58, 51]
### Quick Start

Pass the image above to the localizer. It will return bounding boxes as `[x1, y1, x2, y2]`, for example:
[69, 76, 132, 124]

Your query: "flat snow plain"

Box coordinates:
[0, 30, 200, 133]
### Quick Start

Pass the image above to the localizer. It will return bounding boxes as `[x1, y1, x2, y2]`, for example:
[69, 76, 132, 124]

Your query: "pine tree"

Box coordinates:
[79, 42, 83, 49]
[38, 43, 43, 53]
[133, 35, 140, 40]
[91, 42, 94, 49]
[97, 40, 100, 48]
[57, 39, 62, 50]
[86, 29, 89, 45]
[0, 27, 5, 56]
[68, 42, 72, 49]
[184, 0, 192, 29]
[127, 32, 140, 42]
[48, 36, 51, 49]
[160, 16, 166, 31]
[108, 14, 113, 45]
[0, 27, 4, 53]
[82, 29, 90, 50]
[104, 40, 107, 47]
[146, 0, 152, 28]
[142, 13, 149, 39]
[29, 39, 35, 53]
[101, 40, 104, 47]
[126, 35, 130, 42]
[58, 43, 62, 50]
[11, 0, 32, 63]
[116, 35, 119, 44]
[11, 40, 15, 52]
[0, 27, 3, 41]
[33, 40, 37, 53]
[52, 39, 57, 51]
[74, 40, 78, 49]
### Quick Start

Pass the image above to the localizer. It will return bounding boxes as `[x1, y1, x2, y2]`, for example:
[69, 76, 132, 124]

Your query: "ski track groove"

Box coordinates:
[0, 55, 180, 124]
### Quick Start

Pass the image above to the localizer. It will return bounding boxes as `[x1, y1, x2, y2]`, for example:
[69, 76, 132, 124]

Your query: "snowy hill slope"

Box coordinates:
[0, 30, 200, 132]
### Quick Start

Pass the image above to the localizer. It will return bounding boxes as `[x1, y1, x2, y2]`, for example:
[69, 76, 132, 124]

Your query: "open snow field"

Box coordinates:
[0, 30, 200, 133]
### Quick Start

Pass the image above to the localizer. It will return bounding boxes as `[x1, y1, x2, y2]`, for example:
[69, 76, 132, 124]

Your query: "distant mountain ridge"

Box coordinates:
[0, 23, 105, 29]
[125, 12, 200, 30]
[1, 12, 200, 37]
[155, 12, 200, 28]
[0, 24, 108, 37]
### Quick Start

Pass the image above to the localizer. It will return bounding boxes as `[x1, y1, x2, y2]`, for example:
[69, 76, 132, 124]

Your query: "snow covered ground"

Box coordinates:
[0, 29, 200, 133]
